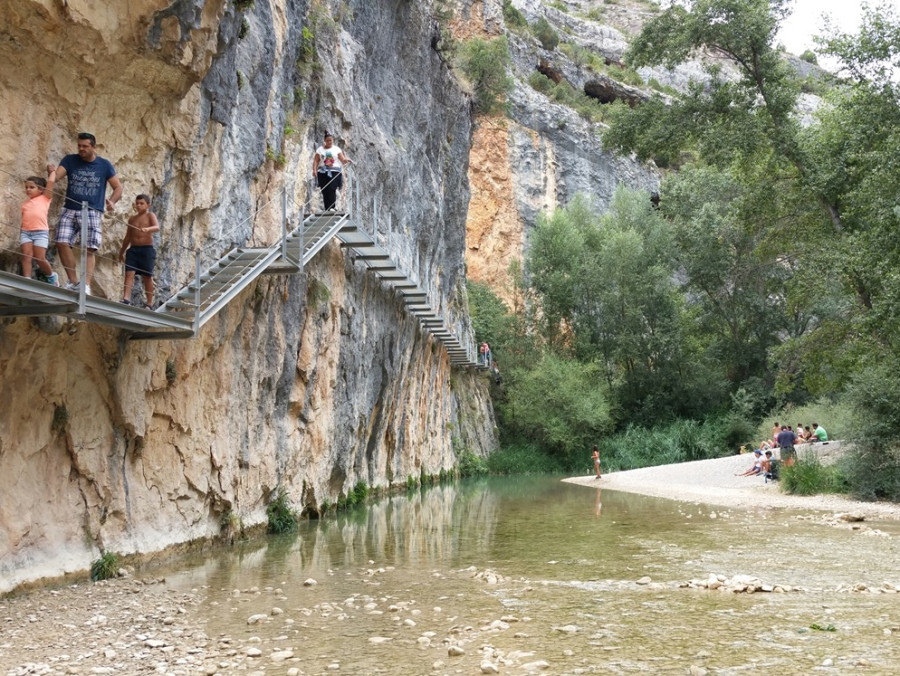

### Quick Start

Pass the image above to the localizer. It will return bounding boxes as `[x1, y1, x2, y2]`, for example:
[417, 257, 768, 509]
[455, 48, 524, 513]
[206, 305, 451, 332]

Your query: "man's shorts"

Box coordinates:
[124, 246, 156, 277]
[780, 446, 796, 463]
[56, 208, 103, 250]
[20, 229, 50, 249]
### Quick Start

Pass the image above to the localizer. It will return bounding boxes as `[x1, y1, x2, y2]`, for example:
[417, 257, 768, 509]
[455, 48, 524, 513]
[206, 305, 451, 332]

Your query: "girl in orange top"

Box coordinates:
[20, 169, 59, 285]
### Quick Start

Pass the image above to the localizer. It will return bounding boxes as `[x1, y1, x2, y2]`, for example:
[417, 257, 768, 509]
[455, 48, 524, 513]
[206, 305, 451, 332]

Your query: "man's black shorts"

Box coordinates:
[125, 246, 156, 277]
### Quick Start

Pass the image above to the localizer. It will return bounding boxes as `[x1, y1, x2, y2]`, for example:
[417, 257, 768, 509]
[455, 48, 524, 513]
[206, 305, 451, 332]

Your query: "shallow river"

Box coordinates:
[155, 476, 900, 675]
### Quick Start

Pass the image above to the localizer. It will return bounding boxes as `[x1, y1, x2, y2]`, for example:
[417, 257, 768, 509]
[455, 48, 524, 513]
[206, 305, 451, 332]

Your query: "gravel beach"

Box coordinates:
[564, 442, 900, 520]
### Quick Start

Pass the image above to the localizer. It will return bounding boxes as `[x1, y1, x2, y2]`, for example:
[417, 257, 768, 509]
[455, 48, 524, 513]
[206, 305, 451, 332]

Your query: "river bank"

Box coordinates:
[564, 442, 900, 520]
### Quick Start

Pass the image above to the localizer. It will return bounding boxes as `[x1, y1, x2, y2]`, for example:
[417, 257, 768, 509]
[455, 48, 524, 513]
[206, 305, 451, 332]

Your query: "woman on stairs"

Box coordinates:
[312, 132, 352, 212]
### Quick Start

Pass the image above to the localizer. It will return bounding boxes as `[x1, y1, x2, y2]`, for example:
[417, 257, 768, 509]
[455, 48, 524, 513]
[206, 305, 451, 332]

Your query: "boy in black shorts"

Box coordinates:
[118, 194, 159, 308]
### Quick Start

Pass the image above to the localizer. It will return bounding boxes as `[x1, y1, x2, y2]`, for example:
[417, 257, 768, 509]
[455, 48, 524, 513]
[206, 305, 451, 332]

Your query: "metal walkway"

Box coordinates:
[0, 212, 480, 366]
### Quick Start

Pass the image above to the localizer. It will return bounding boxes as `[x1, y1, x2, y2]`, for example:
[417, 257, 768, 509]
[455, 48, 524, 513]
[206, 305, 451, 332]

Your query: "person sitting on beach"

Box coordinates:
[762, 450, 779, 483]
[811, 423, 828, 443]
[795, 423, 809, 444]
[771, 421, 780, 445]
[735, 449, 764, 477]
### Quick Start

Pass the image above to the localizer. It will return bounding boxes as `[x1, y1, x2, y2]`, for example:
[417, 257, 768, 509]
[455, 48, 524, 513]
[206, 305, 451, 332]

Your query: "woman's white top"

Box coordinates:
[316, 144, 344, 172]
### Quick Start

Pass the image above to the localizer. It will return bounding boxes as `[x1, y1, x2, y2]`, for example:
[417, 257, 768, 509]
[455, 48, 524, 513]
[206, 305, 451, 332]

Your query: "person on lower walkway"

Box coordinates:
[118, 194, 159, 308]
[51, 132, 122, 294]
[312, 131, 351, 211]
[19, 170, 59, 286]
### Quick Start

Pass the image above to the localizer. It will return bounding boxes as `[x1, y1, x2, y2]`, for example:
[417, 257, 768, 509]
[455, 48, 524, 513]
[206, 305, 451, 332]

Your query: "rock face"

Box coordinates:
[0, 0, 497, 592]
[461, 0, 660, 294]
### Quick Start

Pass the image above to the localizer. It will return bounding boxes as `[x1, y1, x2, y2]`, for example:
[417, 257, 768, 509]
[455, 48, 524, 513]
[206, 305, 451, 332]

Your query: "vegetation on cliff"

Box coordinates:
[474, 0, 900, 500]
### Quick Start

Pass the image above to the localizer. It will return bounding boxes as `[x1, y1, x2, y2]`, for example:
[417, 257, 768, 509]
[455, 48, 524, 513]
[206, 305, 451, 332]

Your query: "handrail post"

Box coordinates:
[281, 187, 288, 262]
[354, 170, 359, 223]
[78, 201, 88, 314]
[373, 193, 378, 240]
[299, 210, 305, 271]
[193, 250, 201, 336]
[347, 167, 353, 221]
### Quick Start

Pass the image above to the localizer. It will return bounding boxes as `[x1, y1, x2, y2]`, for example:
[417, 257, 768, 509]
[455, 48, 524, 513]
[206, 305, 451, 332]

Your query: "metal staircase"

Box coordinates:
[145, 212, 349, 337]
[0, 209, 480, 366]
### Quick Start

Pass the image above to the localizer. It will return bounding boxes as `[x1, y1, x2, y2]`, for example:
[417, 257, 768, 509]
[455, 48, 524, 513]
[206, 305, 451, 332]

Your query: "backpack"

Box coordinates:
[765, 458, 780, 482]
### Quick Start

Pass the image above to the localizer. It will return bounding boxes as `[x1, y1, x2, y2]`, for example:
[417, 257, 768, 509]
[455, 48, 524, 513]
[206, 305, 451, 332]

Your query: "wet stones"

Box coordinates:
[683, 574, 796, 593]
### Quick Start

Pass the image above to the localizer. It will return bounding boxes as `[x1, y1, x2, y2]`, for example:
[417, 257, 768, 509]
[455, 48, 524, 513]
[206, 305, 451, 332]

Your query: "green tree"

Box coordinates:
[457, 36, 512, 115]
[500, 352, 612, 467]
[660, 166, 789, 384]
[605, 0, 844, 232]
[527, 189, 716, 423]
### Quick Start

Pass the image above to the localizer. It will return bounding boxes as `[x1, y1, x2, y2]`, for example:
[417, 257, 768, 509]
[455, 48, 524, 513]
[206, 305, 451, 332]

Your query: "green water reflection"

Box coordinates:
[163, 477, 900, 674]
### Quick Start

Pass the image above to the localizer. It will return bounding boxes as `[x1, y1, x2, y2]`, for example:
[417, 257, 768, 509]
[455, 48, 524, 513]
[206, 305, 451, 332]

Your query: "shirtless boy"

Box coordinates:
[118, 194, 159, 308]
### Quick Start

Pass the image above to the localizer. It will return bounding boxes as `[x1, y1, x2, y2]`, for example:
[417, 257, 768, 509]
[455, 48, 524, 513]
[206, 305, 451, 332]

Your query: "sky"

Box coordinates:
[777, 0, 899, 55]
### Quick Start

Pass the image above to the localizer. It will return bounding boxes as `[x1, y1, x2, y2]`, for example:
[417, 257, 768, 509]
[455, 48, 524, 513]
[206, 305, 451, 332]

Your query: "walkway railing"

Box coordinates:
[0, 165, 481, 367]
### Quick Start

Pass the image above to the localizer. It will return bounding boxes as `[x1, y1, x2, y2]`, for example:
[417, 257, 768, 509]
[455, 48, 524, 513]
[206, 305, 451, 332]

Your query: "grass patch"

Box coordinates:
[598, 416, 742, 472]
[780, 451, 850, 496]
[486, 442, 567, 475]
[266, 488, 298, 534]
[90, 551, 120, 581]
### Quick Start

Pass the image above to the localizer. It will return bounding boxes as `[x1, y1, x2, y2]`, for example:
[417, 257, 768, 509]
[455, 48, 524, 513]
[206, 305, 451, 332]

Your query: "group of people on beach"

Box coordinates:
[18, 131, 352, 308]
[737, 420, 830, 480]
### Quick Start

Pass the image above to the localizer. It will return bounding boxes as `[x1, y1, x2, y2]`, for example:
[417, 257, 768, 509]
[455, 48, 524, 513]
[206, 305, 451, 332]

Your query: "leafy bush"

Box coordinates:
[348, 480, 369, 507]
[90, 551, 120, 581]
[502, 0, 527, 30]
[456, 36, 512, 115]
[842, 364, 900, 501]
[598, 416, 736, 472]
[499, 353, 612, 468]
[530, 17, 559, 51]
[781, 451, 850, 496]
[266, 488, 298, 534]
[486, 442, 567, 474]
[458, 449, 489, 477]
[799, 49, 818, 64]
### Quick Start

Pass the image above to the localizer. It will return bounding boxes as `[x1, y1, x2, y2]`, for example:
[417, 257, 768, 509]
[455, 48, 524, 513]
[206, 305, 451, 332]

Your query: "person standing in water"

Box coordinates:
[312, 131, 351, 211]
[591, 446, 601, 479]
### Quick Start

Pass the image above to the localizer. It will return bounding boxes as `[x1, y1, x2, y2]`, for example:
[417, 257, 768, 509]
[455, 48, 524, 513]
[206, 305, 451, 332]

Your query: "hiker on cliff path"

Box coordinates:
[19, 169, 60, 286]
[51, 132, 122, 294]
[312, 131, 351, 211]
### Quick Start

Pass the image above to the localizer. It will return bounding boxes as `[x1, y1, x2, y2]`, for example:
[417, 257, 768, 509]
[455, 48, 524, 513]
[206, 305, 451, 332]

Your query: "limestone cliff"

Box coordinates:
[0, 0, 497, 592]
[461, 0, 661, 296]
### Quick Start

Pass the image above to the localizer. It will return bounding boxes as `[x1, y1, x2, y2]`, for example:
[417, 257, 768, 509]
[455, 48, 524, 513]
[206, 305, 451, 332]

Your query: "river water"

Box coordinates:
[161, 476, 900, 674]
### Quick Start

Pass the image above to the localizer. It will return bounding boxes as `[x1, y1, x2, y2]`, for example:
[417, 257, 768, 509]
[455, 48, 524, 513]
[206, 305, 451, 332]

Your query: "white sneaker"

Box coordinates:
[63, 281, 79, 291]
[47, 273, 60, 287]
[85, 285, 92, 296]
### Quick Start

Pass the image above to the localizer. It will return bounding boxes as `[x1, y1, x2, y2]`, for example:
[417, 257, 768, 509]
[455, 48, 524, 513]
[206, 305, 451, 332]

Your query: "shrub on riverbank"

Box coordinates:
[842, 364, 900, 501]
[266, 488, 298, 534]
[487, 442, 567, 474]
[781, 451, 851, 496]
[598, 416, 737, 472]
[90, 552, 120, 581]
